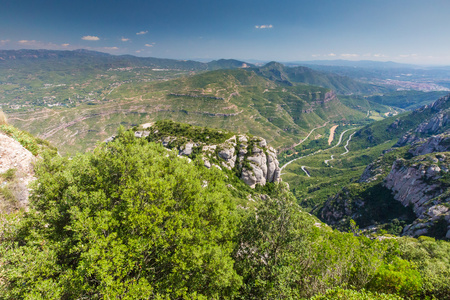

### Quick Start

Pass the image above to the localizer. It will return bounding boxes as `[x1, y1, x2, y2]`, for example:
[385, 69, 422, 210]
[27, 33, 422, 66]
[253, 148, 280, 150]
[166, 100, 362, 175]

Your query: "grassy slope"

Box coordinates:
[9, 69, 380, 155]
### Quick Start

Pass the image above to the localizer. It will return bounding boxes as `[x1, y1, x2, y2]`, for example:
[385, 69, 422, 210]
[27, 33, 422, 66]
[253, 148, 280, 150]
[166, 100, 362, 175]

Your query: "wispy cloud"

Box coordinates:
[136, 30, 148, 35]
[327, 53, 336, 57]
[145, 43, 155, 47]
[135, 50, 143, 53]
[341, 53, 358, 58]
[0, 39, 10, 44]
[121, 37, 130, 42]
[82, 35, 100, 41]
[103, 46, 119, 50]
[373, 53, 387, 58]
[255, 24, 273, 29]
[18, 40, 36, 44]
[11, 39, 70, 50]
[311, 54, 321, 57]
[399, 53, 418, 58]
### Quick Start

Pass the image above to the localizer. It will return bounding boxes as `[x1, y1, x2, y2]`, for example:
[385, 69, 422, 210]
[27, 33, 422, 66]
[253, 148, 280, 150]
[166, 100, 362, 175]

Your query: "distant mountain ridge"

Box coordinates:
[0, 49, 253, 71]
[254, 61, 390, 95]
[289, 59, 420, 69]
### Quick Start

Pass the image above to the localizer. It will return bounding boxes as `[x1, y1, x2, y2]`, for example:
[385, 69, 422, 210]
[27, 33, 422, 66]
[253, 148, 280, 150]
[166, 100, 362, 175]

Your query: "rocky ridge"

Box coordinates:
[321, 94, 450, 239]
[132, 124, 281, 188]
[384, 154, 449, 238]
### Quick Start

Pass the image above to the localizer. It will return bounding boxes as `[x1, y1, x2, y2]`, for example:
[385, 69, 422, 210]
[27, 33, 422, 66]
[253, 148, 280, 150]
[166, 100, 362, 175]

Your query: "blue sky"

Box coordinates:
[1, 0, 450, 64]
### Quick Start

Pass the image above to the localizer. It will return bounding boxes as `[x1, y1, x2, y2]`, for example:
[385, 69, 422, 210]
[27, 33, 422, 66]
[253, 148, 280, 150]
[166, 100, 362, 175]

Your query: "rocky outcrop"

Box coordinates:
[132, 127, 281, 188]
[0, 133, 36, 212]
[407, 134, 450, 156]
[396, 94, 450, 147]
[202, 135, 281, 188]
[384, 155, 450, 238]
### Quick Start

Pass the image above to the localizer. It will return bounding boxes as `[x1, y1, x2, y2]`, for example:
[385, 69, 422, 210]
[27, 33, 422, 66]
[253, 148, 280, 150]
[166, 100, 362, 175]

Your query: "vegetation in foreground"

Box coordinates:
[0, 130, 449, 299]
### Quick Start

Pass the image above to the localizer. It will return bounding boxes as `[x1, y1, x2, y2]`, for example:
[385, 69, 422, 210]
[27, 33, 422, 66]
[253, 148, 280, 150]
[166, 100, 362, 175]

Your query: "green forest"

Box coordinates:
[1, 129, 449, 299]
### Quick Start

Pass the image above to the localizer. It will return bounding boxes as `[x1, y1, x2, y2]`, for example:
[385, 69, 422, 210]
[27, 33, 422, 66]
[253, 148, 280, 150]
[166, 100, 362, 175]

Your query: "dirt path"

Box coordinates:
[292, 122, 329, 148]
[328, 125, 338, 145]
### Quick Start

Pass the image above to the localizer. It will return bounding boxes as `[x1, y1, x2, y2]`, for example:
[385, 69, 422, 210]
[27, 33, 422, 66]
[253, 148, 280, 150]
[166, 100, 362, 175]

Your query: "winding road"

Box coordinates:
[301, 166, 311, 177]
[340, 131, 357, 156]
[291, 122, 329, 148]
[281, 127, 359, 176]
[324, 129, 356, 165]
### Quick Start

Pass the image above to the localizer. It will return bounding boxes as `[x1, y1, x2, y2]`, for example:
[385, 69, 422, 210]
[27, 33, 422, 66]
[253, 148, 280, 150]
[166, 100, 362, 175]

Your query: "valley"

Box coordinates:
[2, 50, 450, 233]
[1, 50, 450, 299]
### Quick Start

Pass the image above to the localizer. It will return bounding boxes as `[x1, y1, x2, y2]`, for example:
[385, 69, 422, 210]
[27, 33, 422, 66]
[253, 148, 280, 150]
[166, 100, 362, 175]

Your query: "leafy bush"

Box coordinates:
[398, 236, 450, 299]
[145, 119, 234, 146]
[310, 287, 404, 300]
[0, 130, 242, 299]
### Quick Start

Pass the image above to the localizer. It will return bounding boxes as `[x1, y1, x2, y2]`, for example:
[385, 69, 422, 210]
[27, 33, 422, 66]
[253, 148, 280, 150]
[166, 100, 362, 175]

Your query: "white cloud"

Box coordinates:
[341, 53, 358, 57]
[61, 43, 70, 47]
[328, 53, 336, 57]
[12, 39, 68, 50]
[255, 24, 273, 29]
[0, 39, 10, 44]
[82, 36, 100, 41]
[145, 43, 155, 47]
[103, 46, 119, 50]
[18, 40, 36, 44]
[311, 54, 320, 57]
[135, 50, 142, 53]
[136, 30, 148, 35]
[121, 37, 130, 42]
[373, 53, 387, 58]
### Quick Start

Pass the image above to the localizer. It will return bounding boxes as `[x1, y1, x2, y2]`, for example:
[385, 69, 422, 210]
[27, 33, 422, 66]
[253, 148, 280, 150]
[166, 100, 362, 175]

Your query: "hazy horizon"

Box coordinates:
[2, 0, 450, 65]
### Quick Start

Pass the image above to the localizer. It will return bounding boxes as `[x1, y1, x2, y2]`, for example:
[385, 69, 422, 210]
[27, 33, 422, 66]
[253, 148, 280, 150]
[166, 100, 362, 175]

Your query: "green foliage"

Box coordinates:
[0, 131, 242, 299]
[145, 119, 234, 146]
[367, 256, 422, 298]
[310, 287, 404, 300]
[234, 185, 318, 299]
[0, 125, 56, 156]
[233, 184, 407, 299]
[1, 168, 16, 181]
[398, 236, 450, 299]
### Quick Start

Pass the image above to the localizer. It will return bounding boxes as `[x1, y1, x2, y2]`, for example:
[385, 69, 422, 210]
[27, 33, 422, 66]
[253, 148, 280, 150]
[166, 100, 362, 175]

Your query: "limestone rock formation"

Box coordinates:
[0, 133, 36, 211]
[383, 155, 450, 238]
[135, 127, 282, 188]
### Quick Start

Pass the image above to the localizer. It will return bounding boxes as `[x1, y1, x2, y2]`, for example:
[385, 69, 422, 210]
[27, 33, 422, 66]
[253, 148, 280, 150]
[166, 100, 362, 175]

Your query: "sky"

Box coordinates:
[1, 0, 450, 65]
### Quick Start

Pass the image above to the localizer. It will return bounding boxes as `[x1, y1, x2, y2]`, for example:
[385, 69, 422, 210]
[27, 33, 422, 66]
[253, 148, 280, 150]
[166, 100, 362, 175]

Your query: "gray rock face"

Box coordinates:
[137, 130, 281, 188]
[237, 138, 281, 188]
[0, 133, 36, 212]
[383, 155, 450, 238]
[179, 142, 195, 156]
[408, 134, 450, 156]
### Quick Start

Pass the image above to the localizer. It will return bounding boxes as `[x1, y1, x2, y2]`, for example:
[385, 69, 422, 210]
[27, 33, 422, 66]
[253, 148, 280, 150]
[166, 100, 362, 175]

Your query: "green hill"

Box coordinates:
[8, 68, 384, 155]
[254, 62, 391, 95]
